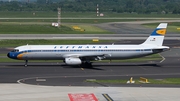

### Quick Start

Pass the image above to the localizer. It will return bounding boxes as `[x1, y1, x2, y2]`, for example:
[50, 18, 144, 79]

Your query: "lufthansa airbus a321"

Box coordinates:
[7, 23, 169, 66]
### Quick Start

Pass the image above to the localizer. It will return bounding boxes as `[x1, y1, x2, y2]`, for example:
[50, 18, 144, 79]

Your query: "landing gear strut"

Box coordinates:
[25, 60, 28, 67]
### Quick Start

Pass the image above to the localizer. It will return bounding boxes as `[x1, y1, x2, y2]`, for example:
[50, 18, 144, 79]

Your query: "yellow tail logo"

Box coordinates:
[156, 29, 166, 36]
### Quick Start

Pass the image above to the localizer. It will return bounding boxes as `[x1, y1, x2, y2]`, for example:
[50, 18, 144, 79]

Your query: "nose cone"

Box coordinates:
[7, 52, 22, 60]
[7, 52, 14, 59]
[7, 53, 10, 58]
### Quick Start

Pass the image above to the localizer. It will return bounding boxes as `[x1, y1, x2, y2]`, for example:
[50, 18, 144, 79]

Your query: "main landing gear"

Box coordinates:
[81, 61, 92, 68]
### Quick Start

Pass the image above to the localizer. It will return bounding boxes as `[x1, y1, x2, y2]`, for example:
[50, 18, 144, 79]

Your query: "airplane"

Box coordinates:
[7, 23, 169, 67]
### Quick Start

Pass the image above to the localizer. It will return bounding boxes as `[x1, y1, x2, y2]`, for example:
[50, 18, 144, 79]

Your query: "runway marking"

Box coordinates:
[68, 93, 98, 101]
[102, 94, 114, 101]
[159, 53, 166, 63]
[16, 72, 180, 85]
[36, 79, 46, 82]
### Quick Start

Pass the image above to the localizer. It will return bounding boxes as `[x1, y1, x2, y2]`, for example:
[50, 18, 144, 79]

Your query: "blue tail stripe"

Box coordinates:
[151, 28, 165, 36]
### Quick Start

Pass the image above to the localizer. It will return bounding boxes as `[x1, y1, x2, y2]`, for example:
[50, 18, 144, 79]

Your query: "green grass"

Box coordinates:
[0, 56, 64, 62]
[0, 11, 180, 34]
[143, 22, 180, 33]
[1, 11, 180, 18]
[86, 78, 180, 85]
[149, 78, 180, 85]
[0, 11, 180, 24]
[66, 24, 110, 33]
[89, 79, 127, 84]
[0, 24, 112, 34]
[0, 39, 113, 47]
[0, 24, 69, 34]
[0, 11, 57, 18]
[0, 19, 150, 23]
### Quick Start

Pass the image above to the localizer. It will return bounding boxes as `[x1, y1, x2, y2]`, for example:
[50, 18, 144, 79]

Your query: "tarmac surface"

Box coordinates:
[0, 60, 180, 87]
[1, 84, 180, 101]
[1, 21, 180, 101]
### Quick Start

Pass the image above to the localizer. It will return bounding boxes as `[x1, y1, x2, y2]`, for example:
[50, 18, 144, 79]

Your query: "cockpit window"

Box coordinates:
[11, 49, 19, 52]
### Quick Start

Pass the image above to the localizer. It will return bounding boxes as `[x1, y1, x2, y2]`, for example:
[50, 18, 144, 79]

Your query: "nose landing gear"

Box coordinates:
[25, 60, 28, 67]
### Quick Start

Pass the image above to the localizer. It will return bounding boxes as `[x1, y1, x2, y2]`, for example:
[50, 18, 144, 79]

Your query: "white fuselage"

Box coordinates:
[7, 44, 168, 60]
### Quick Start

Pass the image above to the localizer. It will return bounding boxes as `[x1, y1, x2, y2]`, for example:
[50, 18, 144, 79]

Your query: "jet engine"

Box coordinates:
[65, 57, 82, 65]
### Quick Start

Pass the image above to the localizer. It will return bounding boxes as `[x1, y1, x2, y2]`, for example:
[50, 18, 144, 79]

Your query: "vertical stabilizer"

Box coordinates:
[141, 23, 168, 46]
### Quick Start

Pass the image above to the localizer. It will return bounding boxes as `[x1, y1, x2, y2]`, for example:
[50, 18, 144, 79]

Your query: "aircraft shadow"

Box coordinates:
[5, 63, 162, 70]
[60, 64, 104, 70]
[92, 63, 162, 67]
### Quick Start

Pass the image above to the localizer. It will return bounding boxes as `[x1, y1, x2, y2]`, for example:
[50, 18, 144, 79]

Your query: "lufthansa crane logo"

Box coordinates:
[156, 29, 166, 36]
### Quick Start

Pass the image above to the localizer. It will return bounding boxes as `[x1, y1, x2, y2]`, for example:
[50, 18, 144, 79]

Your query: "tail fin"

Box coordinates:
[141, 23, 168, 46]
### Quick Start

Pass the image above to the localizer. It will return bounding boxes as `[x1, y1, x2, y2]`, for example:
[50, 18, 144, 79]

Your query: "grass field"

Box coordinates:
[0, 11, 180, 34]
[0, 21, 179, 34]
[1, 11, 180, 18]
[0, 11, 180, 23]
[1, 39, 113, 47]
[143, 22, 180, 33]
[86, 78, 180, 85]
[0, 19, 152, 23]
[0, 23, 112, 34]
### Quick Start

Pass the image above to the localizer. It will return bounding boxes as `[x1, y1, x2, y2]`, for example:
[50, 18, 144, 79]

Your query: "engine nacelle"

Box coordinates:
[65, 57, 82, 65]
